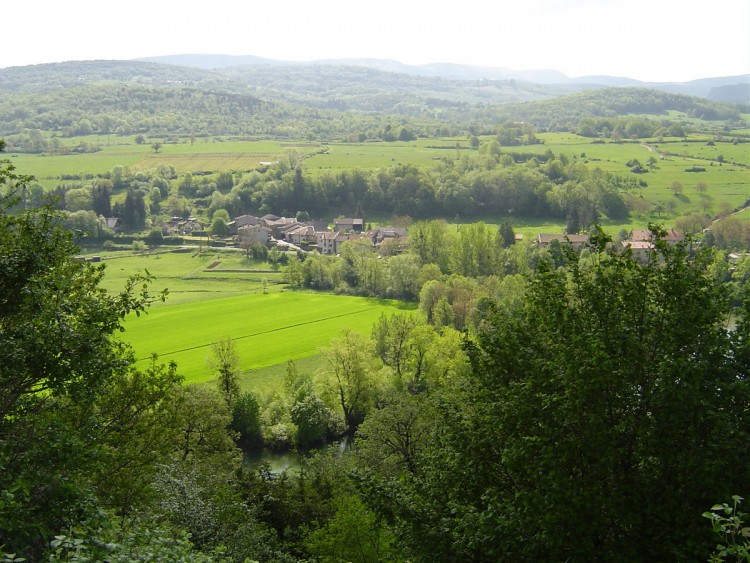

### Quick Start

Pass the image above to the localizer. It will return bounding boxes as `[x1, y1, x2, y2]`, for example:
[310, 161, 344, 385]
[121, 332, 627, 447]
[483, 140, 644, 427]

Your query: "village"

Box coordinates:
[153, 212, 696, 262]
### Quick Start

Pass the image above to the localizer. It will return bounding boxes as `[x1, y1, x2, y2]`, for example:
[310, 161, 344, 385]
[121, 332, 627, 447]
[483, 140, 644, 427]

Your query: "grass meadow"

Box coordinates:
[304, 139, 468, 173]
[83, 248, 416, 392]
[528, 133, 750, 227]
[10, 138, 324, 188]
[85, 247, 284, 305]
[122, 290, 415, 387]
[13, 134, 748, 229]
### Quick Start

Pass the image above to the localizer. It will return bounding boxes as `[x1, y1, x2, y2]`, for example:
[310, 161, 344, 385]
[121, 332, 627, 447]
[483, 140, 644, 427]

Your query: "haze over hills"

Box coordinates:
[138, 54, 750, 103]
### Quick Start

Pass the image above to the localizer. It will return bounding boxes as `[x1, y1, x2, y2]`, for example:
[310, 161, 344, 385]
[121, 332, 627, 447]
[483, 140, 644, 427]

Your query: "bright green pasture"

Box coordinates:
[121, 292, 416, 384]
[137, 139, 322, 173]
[654, 140, 749, 165]
[9, 150, 144, 187]
[79, 248, 285, 306]
[240, 353, 330, 397]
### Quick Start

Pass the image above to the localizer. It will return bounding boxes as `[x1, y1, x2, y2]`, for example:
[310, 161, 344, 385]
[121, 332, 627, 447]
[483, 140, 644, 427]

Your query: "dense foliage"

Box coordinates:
[0, 149, 287, 561]
[355, 232, 750, 561]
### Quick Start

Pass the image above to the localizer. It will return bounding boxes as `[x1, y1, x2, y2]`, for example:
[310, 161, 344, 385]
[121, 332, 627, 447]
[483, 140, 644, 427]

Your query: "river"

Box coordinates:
[243, 438, 352, 474]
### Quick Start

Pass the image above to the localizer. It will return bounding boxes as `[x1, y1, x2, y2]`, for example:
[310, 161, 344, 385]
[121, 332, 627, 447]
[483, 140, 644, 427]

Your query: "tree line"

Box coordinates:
[184, 147, 631, 224]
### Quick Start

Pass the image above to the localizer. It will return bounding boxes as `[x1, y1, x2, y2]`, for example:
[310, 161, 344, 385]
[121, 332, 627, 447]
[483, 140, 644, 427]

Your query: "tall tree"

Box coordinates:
[121, 188, 146, 230]
[498, 220, 515, 247]
[208, 337, 240, 406]
[91, 179, 112, 216]
[323, 330, 381, 434]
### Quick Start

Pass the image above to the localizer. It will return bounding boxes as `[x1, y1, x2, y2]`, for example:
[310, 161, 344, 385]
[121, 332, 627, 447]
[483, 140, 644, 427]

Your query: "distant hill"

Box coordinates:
[0, 59, 571, 114]
[0, 60, 221, 92]
[139, 54, 750, 103]
[478, 87, 744, 132]
[0, 59, 745, 148]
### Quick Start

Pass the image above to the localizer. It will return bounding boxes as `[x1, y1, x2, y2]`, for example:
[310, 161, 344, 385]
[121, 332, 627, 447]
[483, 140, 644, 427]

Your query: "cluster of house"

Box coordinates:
[165, 216, 204, 235]
[228, 214, 408, 254]
[536, 229, 685, 263]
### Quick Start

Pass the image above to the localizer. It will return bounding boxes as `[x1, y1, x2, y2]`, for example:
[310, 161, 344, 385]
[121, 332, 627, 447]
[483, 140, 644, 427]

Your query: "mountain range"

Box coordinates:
[138, 54, 750, 103]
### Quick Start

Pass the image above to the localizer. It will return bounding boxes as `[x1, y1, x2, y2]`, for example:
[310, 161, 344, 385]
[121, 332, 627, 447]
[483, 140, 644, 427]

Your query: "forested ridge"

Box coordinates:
[0, 60, 744, 145]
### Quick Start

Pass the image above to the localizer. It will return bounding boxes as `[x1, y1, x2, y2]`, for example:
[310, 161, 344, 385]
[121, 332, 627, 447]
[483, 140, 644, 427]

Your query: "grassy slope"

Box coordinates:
[122, 290, 415, 385]
[516, 133, 750, 231]
[86, 248, 284, 305]
[88, 247, 414, 388]
[10, 139, 323, 188]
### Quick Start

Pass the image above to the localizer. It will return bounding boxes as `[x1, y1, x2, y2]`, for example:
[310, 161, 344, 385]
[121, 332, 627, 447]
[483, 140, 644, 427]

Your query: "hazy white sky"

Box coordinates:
[2, 0, 749, 82]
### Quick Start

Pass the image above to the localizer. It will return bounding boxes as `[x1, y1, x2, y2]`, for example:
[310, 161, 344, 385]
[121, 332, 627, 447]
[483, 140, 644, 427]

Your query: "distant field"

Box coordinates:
[10, 138, 323, 188]
[532, 133, 750, 222]
[11, 132, 749, 233]
[305, 139, 468, 173]
[122, 291, 415, 384]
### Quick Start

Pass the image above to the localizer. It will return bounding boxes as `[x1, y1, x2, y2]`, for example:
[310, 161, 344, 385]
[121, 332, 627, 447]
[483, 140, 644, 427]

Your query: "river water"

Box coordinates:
[243, 438, 352, 474]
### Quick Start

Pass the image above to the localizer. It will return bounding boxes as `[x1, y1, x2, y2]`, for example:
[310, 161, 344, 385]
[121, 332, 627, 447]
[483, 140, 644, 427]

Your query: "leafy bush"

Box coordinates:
[703, 496, 750, 562]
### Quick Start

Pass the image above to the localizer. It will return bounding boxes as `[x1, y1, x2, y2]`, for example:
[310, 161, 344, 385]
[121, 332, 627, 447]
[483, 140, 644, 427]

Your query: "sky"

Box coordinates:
[2, 0, 749, 83]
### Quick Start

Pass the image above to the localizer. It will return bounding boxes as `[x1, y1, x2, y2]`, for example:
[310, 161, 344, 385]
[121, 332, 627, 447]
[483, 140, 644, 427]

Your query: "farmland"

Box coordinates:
[7, 139, 324, 188]
[122, 289, 413, 385]
[83, 248, 416, 388]
[13, 132, 749, 232]
[88, 247, 285, 305]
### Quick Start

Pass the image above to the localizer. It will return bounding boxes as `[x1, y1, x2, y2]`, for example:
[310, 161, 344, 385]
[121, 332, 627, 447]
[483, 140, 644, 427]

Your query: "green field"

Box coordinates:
[9, 138, 325, 188]
[304, 139, 468, 173]
[87, 248, 415, 388]
[80, 247, 285, 305]
[12, 131, 750, 236]
[122, 291, 415, 385]
[12, 137, 466, 187]
[529, 133, 750, 222]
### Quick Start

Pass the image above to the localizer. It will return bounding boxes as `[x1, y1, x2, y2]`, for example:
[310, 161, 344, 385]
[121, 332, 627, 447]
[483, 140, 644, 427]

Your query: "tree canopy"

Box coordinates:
[358, 230, 750, 560]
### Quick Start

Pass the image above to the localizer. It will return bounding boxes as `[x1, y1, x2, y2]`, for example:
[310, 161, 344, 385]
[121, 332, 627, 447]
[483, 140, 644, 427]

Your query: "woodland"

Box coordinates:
[1, 59, 750, 561]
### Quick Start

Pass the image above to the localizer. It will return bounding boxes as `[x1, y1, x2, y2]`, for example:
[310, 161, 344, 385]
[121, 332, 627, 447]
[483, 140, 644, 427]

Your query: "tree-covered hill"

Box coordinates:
[0, 59, 568, 115]
[0, 61, 745, 146]
[218, 63, 569, 113]
[0, 83, 275, 137]
[473, 87, 746, 131]
[0, 60, 222, 92]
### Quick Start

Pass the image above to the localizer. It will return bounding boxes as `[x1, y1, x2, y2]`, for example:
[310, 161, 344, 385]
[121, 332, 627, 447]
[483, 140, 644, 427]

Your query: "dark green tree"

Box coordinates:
[498, 220, 515, 247]
[0, 149, 175, 557]
[211, 215, 228, 237]
[231, 391, 262, 449]
[91, 179, 112, 216]
[122, 188, 146, 230]
[216, 171, 234, 192]
[368, 229, 750, 561]
[292, 166, 306, 204]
